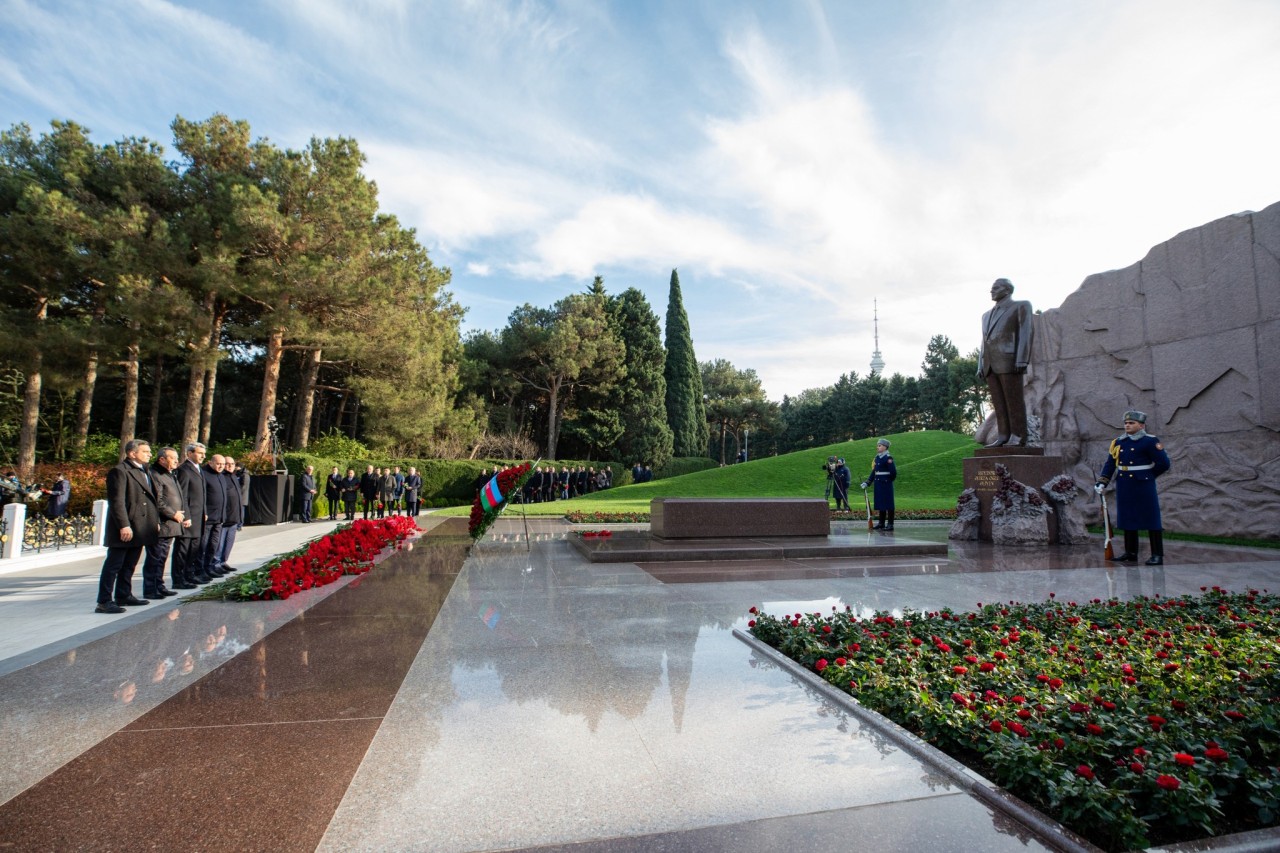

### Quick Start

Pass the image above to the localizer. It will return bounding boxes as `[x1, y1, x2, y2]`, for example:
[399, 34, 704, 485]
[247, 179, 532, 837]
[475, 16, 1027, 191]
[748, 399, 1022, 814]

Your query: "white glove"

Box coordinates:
[1093, 482, 1105, 495]
[859, 482, 868, 490]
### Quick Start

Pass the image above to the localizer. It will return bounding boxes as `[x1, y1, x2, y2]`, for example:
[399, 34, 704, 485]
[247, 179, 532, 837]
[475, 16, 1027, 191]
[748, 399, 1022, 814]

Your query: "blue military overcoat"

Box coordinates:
[865, 453, 897, 511]
[1099, 433, 1170, 530]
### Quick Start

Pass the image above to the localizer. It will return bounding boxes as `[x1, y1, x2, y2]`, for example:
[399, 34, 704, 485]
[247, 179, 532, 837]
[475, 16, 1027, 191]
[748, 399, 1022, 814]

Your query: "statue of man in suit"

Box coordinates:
[977, 278, 1034, 447]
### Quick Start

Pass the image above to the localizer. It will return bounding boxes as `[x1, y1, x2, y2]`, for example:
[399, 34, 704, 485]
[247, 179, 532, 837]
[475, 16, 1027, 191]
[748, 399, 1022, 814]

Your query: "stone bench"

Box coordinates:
[649, 498, 830, 539]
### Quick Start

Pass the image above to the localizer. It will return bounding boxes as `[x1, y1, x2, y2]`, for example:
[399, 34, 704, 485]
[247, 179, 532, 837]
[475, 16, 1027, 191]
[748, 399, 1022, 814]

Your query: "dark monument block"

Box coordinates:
[650, 498, 830, 539]
[962, 451, 1066, 543]
[247, 473, 294, 525]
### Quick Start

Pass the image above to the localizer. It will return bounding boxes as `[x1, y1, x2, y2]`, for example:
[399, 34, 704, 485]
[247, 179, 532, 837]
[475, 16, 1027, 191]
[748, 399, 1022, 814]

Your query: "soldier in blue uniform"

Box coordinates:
[860, 439, 898, 530]
[1095, 410, 1170, 565]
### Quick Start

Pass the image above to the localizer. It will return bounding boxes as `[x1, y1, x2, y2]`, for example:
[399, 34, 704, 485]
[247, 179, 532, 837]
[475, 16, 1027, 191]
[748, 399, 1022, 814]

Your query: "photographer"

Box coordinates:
[821, 456, 837, 505]
[832, 458, 851, 511]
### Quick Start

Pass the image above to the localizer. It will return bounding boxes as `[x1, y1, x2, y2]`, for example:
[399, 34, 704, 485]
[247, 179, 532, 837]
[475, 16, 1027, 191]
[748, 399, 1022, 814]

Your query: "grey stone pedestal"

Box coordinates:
[962, 449, 1067, 543]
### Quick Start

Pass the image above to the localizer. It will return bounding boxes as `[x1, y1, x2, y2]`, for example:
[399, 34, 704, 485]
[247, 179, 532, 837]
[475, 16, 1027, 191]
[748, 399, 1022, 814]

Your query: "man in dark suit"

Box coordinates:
[95, 439, 159, 614]
[325, 465, 342, 520]
[299, 465, 317, 522]
[360, 464, 378, 519]
[142, 447, 187, 600]
[977, 278, 1035, 447]
[201, 454, 229, 579]
[403, 466, 422, 517]
[217, 457, 243, 570]
[173, 443, 207, 586]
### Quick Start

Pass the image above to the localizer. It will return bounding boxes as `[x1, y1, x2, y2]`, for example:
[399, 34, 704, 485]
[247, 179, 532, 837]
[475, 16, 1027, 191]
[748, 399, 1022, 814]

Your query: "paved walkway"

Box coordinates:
[0, 517, 1277, 851]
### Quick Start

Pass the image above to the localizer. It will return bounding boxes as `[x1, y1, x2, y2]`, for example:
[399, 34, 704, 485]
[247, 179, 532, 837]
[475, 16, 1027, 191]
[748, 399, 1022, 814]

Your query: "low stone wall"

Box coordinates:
[650, 498, 830, 539]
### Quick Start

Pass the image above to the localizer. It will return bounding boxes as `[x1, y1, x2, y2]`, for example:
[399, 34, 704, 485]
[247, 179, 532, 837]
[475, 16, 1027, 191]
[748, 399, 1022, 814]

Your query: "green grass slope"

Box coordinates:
[438, 430, 979, 517]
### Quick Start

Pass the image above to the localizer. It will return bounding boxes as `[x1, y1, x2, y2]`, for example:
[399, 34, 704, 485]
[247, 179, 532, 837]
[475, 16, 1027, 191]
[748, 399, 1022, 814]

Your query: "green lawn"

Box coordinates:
[436, 430, 979, 517]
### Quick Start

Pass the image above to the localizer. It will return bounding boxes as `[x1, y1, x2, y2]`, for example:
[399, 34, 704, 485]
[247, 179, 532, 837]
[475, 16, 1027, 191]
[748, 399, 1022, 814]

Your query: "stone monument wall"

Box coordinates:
[1022, 201, 1280, 538]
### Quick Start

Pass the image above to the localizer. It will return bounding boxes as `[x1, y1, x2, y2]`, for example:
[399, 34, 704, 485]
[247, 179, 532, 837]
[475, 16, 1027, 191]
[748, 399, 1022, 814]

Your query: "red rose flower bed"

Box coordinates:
[189, 516, 419, 602]
[748, 587, 1280, 851]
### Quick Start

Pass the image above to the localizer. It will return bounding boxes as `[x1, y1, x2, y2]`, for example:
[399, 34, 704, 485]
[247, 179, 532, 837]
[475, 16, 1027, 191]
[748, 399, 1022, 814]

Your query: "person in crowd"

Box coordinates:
[360, 464, 378, 519]
[201, 454, 229, 578]
[860, 439, 897, 530]
[340, 468, 359, 520]
[404, 466, 422, 516]
[1095, 410, 1171, 566]
[0, 470, 26, 508]
[95, 439, 159, 614]
[41, 472, 70, 519]
[542, 467, 554, 502]
[833, 457, 851, 512]
[378, 466, 396, 518]
[475, 467, 490, 497]
[142, 447, 187, 600]
[392, 466, 405, 514]
[642, 465, 654, 483]
[604, 466, 613, 488]
[234, 456, 250, 526]
[631, 462, 643, 484]
[325, 465, 342, 521]
[173, 443, 207, 587]
[217, 457, 243, 571]
[299, 464, 317, 523]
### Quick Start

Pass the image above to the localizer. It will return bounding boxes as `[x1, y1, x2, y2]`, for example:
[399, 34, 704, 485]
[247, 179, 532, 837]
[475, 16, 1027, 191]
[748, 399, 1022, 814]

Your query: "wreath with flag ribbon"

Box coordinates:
[468, 462, 534, 539]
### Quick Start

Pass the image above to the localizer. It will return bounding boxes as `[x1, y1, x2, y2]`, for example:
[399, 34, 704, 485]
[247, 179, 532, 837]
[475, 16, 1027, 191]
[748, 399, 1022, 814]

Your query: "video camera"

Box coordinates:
[821, 456, 837, 477]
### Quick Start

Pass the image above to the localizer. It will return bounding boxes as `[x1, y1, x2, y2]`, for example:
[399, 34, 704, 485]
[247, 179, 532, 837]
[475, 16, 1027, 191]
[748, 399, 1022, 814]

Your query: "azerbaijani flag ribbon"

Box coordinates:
[479, 474, 505, 512]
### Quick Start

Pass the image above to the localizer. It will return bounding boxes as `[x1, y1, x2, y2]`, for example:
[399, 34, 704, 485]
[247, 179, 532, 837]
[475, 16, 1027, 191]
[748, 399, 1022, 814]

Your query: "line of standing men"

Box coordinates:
[95, 440, 248, 614]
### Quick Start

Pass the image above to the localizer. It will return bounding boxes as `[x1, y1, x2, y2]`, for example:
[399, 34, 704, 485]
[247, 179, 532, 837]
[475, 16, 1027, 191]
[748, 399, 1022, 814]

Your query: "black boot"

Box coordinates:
[873, 511, 886, 530]
[1145, 531, 1164, 565]
[885, 512, 894, 531]
[1110, 530, 1140, 562]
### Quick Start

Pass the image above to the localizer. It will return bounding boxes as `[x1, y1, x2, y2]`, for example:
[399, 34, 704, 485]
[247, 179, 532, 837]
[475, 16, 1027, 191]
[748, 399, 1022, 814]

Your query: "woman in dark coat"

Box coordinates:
[860, 439, 897, 530]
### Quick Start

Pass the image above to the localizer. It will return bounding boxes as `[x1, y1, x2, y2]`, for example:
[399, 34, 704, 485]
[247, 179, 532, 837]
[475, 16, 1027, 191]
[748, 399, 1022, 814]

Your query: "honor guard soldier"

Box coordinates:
[1095, 410, 1170, 565]
[860, 439, 897, 530]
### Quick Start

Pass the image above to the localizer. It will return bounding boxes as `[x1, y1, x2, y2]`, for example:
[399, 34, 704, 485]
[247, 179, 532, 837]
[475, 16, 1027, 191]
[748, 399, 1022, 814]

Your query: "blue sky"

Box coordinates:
[3, 0, 1279, 398]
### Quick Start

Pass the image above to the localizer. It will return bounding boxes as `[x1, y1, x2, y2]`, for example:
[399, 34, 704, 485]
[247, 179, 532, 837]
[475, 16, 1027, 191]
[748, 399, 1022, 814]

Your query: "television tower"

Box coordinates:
[869, 299, 885, 376]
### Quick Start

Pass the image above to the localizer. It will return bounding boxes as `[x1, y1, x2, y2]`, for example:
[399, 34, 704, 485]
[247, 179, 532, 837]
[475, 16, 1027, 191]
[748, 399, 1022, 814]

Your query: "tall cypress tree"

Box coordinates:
[663, 269, 708, 457]
[611, 287, 673, 469]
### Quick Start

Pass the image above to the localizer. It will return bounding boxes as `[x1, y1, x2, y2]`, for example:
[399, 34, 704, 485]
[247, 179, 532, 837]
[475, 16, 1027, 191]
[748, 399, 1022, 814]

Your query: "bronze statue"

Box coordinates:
[977, 278, 1034, 447]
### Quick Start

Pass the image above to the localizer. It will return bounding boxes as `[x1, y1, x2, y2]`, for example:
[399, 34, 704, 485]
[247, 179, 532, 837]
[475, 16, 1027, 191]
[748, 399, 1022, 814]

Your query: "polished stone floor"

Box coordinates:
[0, 517, 1277, 851]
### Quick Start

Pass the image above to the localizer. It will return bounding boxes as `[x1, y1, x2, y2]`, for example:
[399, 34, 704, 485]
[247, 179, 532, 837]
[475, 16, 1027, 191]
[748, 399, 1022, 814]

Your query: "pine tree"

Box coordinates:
[663, 269, 708, 457]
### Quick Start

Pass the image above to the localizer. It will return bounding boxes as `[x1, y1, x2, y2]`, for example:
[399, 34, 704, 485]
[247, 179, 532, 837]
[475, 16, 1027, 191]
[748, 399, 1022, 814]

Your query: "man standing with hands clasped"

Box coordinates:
[95, 439, 159, 613]
[1095, 410, 1170, 565]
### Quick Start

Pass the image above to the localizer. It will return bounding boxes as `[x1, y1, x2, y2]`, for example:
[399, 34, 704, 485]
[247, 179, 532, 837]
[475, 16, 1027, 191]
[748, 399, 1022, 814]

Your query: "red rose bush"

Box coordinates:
[747, 588, 1280, 851]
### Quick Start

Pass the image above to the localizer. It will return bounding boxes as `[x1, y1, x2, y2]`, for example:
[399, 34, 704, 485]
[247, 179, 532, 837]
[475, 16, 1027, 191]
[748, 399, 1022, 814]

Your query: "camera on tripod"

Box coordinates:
[821, 455, 837, 477]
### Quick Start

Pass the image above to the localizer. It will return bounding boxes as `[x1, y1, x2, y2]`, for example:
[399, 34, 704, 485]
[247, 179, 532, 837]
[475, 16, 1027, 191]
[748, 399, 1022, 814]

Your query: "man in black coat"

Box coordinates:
[201, 454, 229, 578]
[173, 443, 207, 586]
[359, 464, 378, 519]
[95, 439, 160, 614]
[299, 465, 317, 522]
[217, 457, 244, 571]
[142, 447, 188, 599]
[403, 466, 422, 517]
[325, 466, 342, 521]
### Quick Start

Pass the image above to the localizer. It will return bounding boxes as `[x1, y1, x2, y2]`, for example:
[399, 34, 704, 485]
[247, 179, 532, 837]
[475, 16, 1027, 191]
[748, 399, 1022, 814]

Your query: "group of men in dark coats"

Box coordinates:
[95, 440, 247, 614]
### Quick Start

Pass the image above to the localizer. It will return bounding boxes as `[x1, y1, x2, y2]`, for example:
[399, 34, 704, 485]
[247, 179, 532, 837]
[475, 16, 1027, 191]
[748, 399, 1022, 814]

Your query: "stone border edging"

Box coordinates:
[733, 628, 1102, 853]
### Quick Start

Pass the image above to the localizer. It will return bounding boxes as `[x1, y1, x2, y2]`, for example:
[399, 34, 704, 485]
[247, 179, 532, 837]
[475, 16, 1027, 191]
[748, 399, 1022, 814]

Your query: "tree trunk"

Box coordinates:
[119, 329, 141, 447]
[255, 325, 285, 454]
[146, 354, 164, 444]
[72, 350, 99, 459]
[198, 308, 225, 447]
[335, 389, 349, 437]
[182, 362, 205, 448]
[545, 382, 561, 460]
[291, 347, 321, 449]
